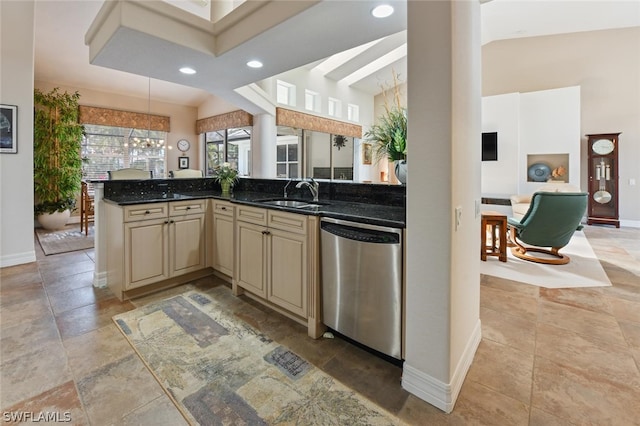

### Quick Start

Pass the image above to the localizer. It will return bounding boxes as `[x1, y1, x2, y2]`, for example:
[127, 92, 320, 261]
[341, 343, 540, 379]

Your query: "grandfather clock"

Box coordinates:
[586, 133, 620, 227]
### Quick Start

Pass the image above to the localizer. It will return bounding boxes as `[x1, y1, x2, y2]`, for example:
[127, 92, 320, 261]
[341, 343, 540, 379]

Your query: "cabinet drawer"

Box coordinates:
[268, 210, 307, 234]
[236, 205, 267, 226]
[124, 203, 168, 222]
[212, 200, 234, 217]
[169, 200, 206, 216]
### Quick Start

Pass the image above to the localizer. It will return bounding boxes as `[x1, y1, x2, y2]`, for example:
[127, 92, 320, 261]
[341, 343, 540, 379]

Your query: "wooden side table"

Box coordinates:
[481, 211, 507, 262]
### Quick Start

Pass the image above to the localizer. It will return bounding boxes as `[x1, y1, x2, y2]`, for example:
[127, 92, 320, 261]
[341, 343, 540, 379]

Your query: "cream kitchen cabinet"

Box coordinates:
[211, 200, 235, 277]
[234, 205, 309, 319]
[105, 199, 207, 300]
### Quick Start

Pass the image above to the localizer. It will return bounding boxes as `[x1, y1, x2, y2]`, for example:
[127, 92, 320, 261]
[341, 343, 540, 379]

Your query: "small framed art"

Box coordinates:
[179, 156, 189, 169]
[0, 104, 18, 154]
[362, 143, 372, 165]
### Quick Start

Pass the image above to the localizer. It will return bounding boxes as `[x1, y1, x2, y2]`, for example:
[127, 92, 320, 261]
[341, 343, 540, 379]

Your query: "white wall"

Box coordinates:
[481, 92, 519, 196]
[0, 1, 37, 267]
[481, 86, 581, 197]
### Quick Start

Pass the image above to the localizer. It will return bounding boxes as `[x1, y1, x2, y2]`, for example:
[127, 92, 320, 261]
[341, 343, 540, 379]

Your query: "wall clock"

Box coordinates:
[177, 139, 191, 152]
[586, 132, 620, 228]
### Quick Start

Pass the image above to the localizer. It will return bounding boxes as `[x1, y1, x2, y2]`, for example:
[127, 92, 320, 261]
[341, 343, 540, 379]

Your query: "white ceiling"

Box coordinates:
[34, 0, 640, 108]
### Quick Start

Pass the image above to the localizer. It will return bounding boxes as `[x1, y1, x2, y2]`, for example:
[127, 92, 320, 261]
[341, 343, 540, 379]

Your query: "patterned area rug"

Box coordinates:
[35, 224, 94, 255]
[479, 230, 611, 288]
[113, 289, 404, 425]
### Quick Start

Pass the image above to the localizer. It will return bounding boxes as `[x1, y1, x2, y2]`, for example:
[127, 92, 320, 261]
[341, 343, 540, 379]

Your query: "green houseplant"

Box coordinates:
[363, 73, 407, 183]
[33, 88, 84, 229]
[214, 162, 239, 195]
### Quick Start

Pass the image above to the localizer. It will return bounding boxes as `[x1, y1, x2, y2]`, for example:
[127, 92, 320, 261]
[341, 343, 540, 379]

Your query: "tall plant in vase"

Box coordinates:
[33, 88, 84, 229]
[364, 72, 407, 184]
[214, 162, 239, 195]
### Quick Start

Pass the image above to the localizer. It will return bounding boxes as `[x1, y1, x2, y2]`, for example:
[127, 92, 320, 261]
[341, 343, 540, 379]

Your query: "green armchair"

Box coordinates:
[508, 191, 588, 265]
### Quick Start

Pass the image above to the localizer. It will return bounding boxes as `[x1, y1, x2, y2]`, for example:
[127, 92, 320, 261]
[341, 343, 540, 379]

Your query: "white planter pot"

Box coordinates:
[38, 209, 71, 230]
[394, 160, 407, 185]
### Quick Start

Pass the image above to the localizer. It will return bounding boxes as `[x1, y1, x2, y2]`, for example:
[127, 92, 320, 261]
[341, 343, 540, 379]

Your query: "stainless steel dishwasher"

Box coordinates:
[320, 217, 403, 360]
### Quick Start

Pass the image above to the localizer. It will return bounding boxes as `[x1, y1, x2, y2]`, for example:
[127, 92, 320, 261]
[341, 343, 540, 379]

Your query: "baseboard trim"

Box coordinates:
[620, 219, 640, 228]
[93, 270, 108, 288]
[0, 251, 37, 268]
[402, 319, 482, 413]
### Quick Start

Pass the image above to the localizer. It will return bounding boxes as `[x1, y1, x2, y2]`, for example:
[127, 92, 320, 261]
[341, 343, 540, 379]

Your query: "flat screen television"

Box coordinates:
[482, 132, 498, 161]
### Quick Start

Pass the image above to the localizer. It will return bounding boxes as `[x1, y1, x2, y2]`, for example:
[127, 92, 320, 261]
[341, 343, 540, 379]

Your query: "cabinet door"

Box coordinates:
[170, 214, 206, 276]
[236, 221, 266, 297]
[268, 228, 307, 318]
[124, 218, 169, 289]
[213, 213, 235, 277]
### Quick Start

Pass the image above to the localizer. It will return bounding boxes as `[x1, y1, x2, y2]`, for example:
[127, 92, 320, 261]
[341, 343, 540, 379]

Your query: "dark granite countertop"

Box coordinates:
[104, 190, 405, 228]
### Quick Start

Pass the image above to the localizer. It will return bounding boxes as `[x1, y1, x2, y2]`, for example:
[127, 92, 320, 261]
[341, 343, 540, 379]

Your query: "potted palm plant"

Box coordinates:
[364, 73, 407, 184]
[33, 88, 84, 230]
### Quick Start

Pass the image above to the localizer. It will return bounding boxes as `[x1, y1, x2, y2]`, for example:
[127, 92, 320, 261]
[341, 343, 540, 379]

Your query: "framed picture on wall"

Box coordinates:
[179, 156, 189, 169]
[362, 143, 372, 165]
[0, 104, 18, 154]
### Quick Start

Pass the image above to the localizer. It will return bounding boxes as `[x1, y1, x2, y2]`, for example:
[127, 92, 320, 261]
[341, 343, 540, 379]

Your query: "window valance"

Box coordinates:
[196, 110, 253, 134]
[78, 105, 170, 132]
[276, 107, 362, 139]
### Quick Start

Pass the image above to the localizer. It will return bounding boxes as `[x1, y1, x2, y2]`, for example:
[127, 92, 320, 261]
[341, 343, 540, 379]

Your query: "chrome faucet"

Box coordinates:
[296, 178, 319, 202]
[283, 179, 293, 198]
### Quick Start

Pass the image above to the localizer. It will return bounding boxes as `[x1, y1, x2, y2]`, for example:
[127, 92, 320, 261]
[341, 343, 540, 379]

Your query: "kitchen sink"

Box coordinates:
[257, 198, 328, 209]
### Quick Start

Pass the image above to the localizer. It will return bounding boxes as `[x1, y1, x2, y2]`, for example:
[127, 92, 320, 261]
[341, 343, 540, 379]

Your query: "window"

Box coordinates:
[81, 124, 166, 180]
[328, 97, 342, 118]
[276, 127, 301, 178]
[204, 127, 252, 176]
[276, 80, 296, 106]
[305, 89, 321, 113]
[347, 103, 360, 122]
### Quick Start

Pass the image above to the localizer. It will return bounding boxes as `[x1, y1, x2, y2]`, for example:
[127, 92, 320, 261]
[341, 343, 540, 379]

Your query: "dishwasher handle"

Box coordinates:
[321, 221, 400, 244]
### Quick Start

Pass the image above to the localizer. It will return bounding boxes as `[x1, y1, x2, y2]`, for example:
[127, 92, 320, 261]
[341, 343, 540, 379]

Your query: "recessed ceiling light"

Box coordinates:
[179, 67, 196, 75]
[371, 4, 394, 18]
[246, 60, 263, 68]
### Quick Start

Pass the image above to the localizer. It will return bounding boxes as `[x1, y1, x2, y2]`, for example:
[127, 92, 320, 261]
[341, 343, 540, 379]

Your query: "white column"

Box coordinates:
[92, 182, 108, 288]
[402, 0, 482, 413]
[251, 113, 277, 178]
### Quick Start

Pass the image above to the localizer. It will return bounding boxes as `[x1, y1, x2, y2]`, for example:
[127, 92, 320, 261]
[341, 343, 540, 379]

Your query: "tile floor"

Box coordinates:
[0, 225, 639, 425]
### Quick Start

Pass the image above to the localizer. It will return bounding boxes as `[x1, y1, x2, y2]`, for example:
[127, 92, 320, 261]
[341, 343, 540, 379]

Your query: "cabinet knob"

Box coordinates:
[145, 210, 150, 214]
[164, 220, 169, 224]
[186, 206, 191, 210]
[221, 207, 227, 210]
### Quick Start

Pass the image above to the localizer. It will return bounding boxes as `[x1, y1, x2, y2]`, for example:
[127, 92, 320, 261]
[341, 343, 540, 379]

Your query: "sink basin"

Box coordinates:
[257, 198, 328, 209]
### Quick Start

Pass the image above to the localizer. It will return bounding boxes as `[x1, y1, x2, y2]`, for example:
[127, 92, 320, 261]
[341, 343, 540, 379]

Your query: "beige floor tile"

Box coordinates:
[0, 311, 60, 363]
[76, 354, 164, 425]
[531, 356, 640, 425]
[0, 296, 52, 329]
[539, 287, 612, 315]
[48, 285, 114, 315]
[2, 381, 88, 425]
[619, 320, 640, 369]
[64, 322, 136, 380]
[39, 259, 95, 284]
[535, 322, 640, 387]
[529, 407, 579, 426]
[537, 299, 628, 347]
[54, 297, 135, 340]
[480, 306, 536, 353]
[450, 380, 530, 426]
[480, 285, 538, 322]
[480, 273, 540, 297]
[397, 394, 453, 425]
[42, 270, 95, 296]
[0, 341, 72, 409]
[606, 295, 640, 323]
[466, 339, 534, 405]
[120, 395, 189, 426]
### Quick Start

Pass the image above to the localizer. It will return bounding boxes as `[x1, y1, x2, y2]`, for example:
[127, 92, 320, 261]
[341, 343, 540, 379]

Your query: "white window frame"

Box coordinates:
[328, 97, 342, 118]
[347, 103, 360, 122]
[276, 79, 296, 106]
[305, 89, 321, 113]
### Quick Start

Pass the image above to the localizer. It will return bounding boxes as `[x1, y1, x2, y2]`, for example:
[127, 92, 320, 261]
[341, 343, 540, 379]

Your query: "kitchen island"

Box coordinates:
[94, 177, 405, 338]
